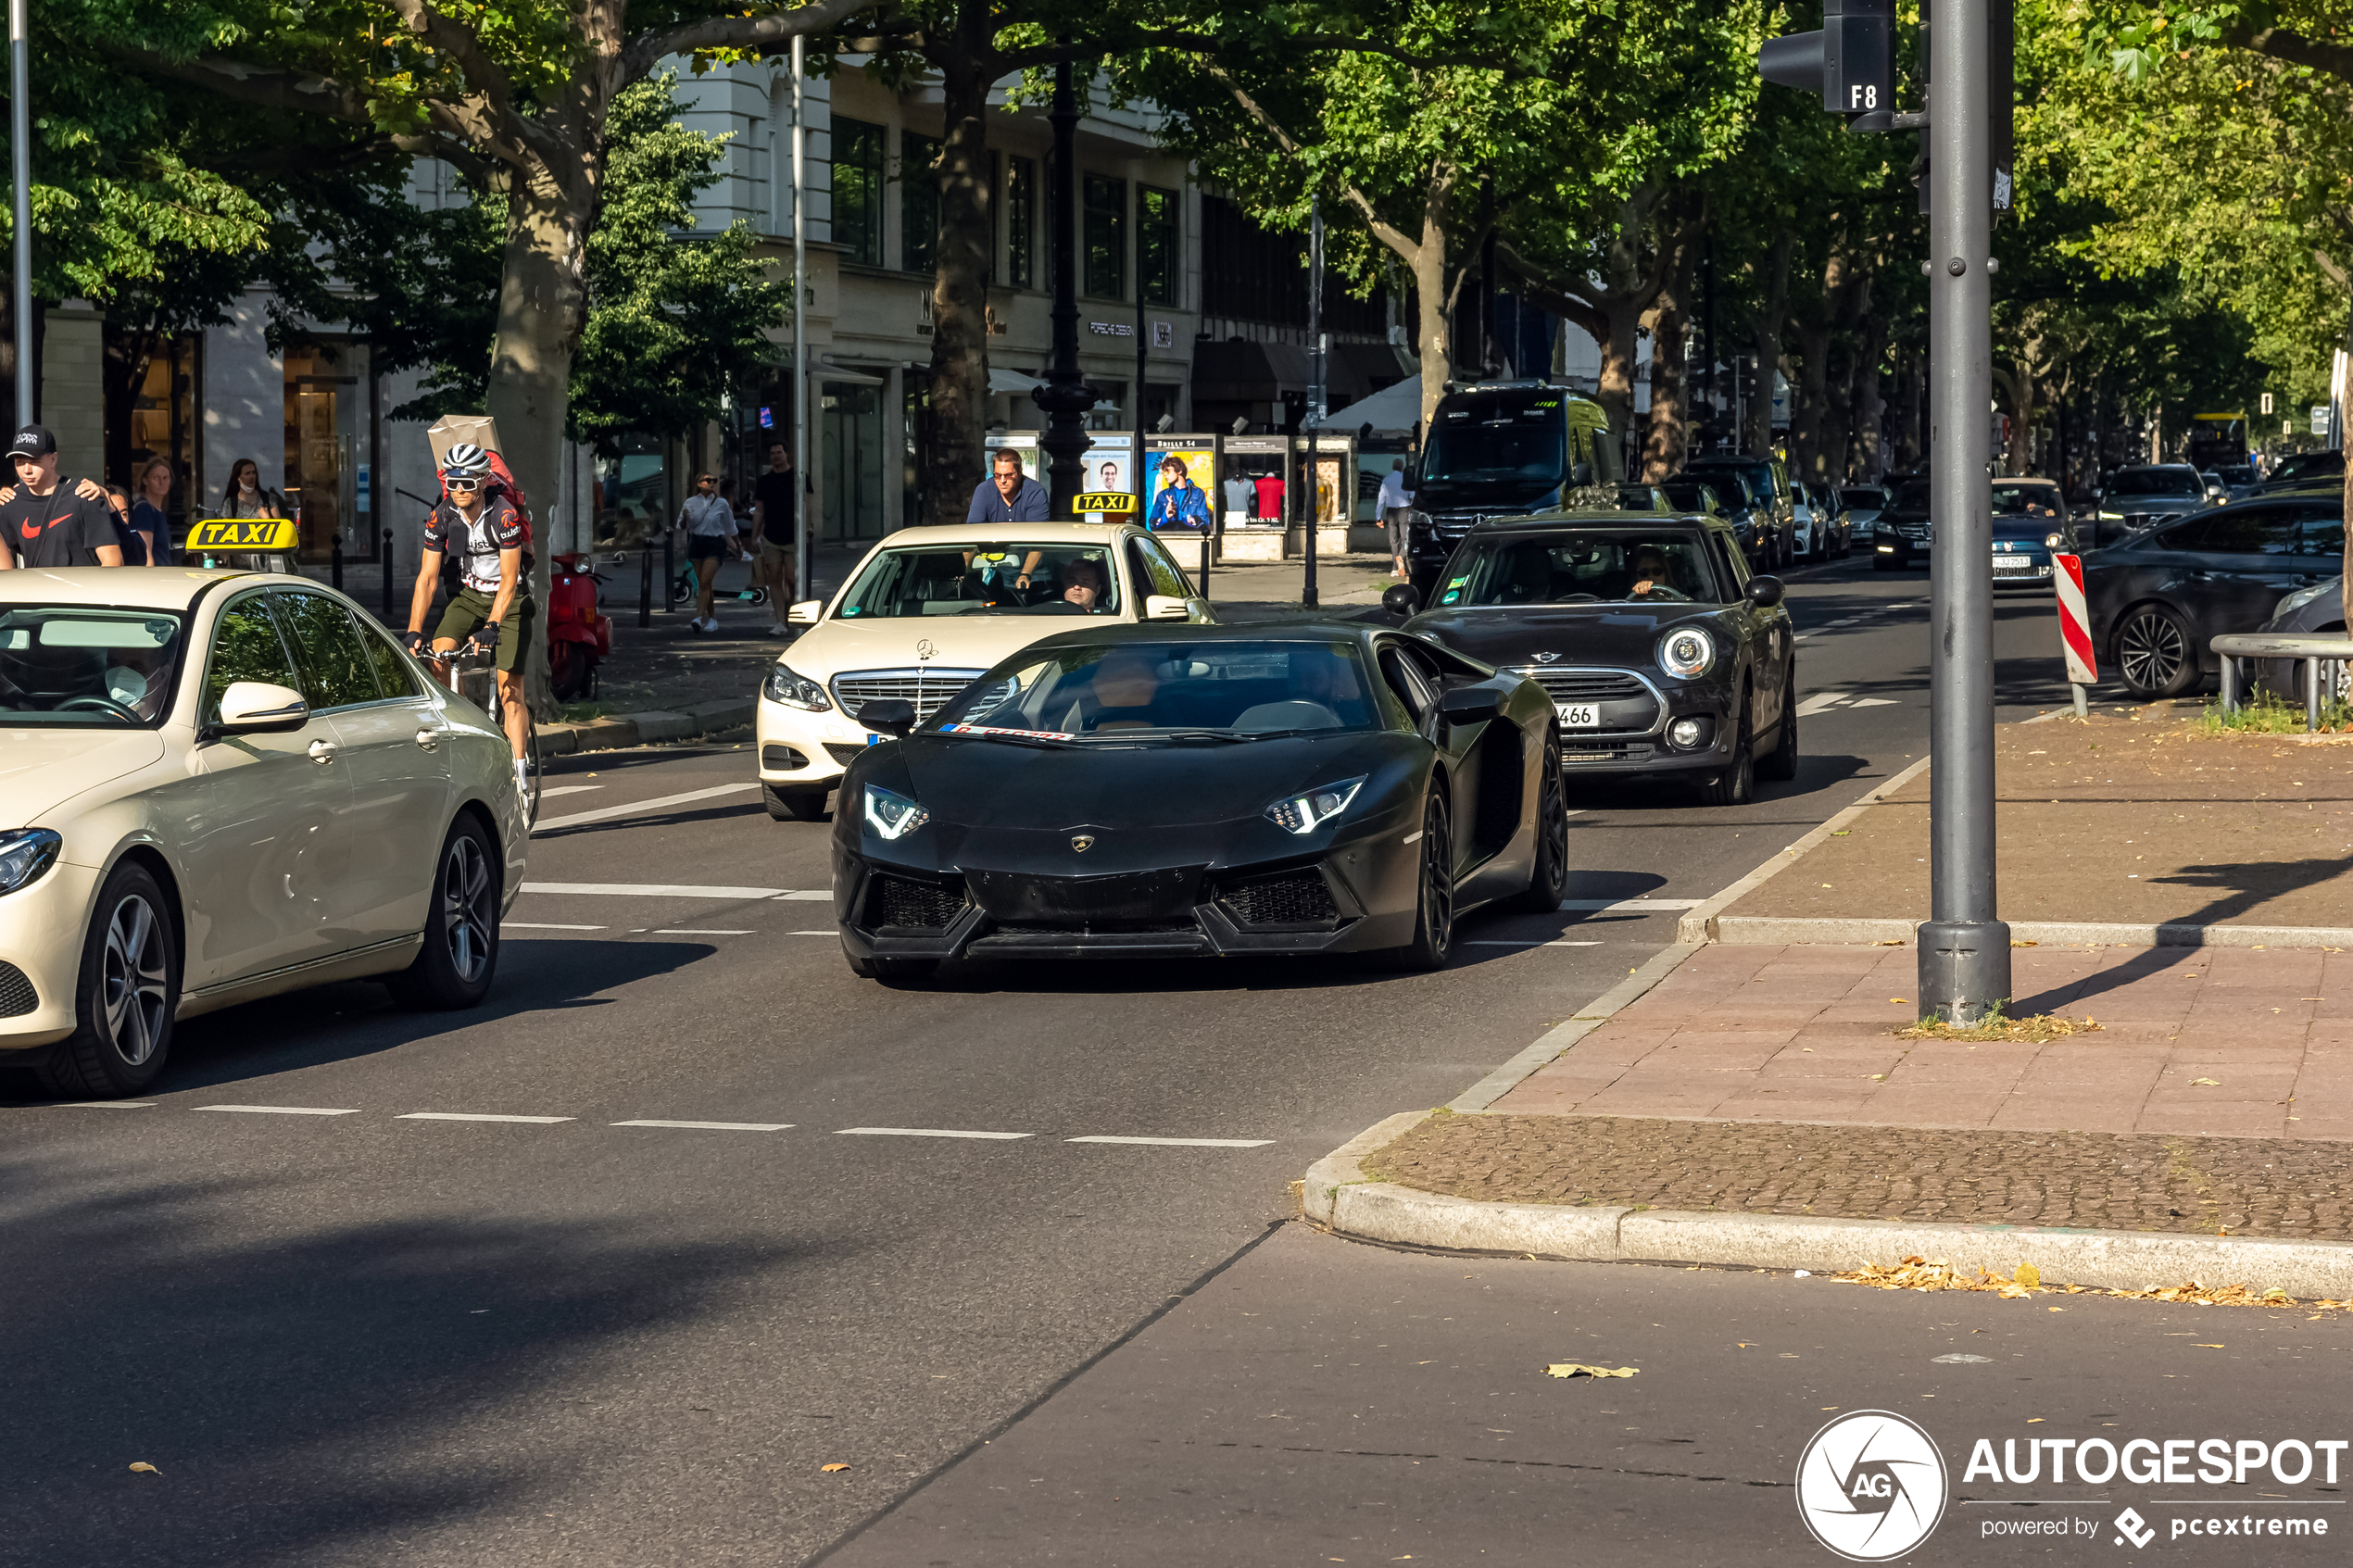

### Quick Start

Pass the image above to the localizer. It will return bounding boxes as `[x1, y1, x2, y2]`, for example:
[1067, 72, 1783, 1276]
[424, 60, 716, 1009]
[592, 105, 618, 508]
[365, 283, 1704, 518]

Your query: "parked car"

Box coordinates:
[2213, 462, 2259, 500]
[1658, 479, 1729, 518]
[1989, 479, 2076, 591]
[1402, 508, 1795, 805]
[757, 521, 1214, 821]
[1872, 477, 1933, 569]
[1680, 455, 1797, 571]
[2252, 571, 2350, 704]
[0, 571, 526, 1098]
[1840, 484, 1890, 539]
[2089, 464, 2211, 544]
[2084, 489, 2346, 698]
[831, 623, 1567, 980]
[1791, 482, 1849, 559]
[1612, 483, 1674, 512]
[2250, 448, 2343, 497]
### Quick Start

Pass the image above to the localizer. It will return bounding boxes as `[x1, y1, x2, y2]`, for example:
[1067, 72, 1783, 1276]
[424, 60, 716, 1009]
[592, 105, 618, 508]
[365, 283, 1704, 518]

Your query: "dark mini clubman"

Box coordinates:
[1398, 510, 1797, 805]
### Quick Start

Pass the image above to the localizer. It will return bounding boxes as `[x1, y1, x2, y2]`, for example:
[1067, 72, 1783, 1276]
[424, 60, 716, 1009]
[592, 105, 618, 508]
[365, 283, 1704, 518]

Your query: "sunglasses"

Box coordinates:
[446, 479, 482, 493]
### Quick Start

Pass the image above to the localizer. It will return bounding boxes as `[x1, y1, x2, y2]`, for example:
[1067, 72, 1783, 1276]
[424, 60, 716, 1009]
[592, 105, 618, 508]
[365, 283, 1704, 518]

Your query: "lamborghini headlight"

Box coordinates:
[1265, 777, 1365, 834]
[1660, 626, 1717, 679]
[862, 784, 929, 840]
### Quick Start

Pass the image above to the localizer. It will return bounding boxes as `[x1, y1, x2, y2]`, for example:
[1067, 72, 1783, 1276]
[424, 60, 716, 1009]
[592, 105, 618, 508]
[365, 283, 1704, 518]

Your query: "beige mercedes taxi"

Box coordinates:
[756, 521, 1214, 818]
[0, 570, 526, 1098]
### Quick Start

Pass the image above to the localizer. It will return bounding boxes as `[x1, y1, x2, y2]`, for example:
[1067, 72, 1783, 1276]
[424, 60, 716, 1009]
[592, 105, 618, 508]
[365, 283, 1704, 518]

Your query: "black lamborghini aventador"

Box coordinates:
[828, 623, 1567, 982]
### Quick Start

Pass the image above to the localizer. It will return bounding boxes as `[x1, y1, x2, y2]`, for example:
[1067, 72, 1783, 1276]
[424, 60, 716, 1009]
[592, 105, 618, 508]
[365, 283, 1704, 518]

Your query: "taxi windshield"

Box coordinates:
[837, 544, 1121, 619]
[930, 639, 1379, 739]
[0, 607, 188, 726]
[1444, 531, 1723, 607]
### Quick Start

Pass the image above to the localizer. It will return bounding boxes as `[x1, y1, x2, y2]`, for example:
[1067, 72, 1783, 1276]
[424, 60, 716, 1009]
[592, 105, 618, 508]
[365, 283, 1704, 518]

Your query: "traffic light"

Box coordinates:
[1758, 0, 1894, 115]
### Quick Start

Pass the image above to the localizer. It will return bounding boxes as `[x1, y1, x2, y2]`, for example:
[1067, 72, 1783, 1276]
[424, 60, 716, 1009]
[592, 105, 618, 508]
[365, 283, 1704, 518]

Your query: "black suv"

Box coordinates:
[1678, 456, 1796, 571]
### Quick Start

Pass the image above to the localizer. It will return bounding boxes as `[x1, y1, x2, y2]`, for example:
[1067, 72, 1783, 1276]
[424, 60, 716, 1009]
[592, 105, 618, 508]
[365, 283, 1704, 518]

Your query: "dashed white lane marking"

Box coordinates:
[613, 1120, 793, 1132]
[523, 882, 784, 898]
[1067, 1135, 1275, 1148]
[397, 1112, 574, 1124]
[197, 1104, 361, 1116]
[1793, 689, 1849, 717]
[1559, 897, 1703, 911]
[1562, 809, 1587, 819]
[537, 784, 605, 799]
[773, 890, 832, 901]
[533, 782, 761, 834]
[788, 929, 836, 935]
[1849, 696, 1899, 708]
[836, 1127, 1031, 1140]
[508, 922, 606, 931]
[1466, 939, 1604, 947]
[652, 928, 755, 935]
[58, 1100, 155, 1109]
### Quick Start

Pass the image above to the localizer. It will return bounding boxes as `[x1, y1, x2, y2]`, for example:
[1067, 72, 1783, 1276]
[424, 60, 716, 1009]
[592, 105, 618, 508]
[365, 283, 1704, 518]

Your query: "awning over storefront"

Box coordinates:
[1332, 373, 1423, 433]
[988, 368, 1046, 395]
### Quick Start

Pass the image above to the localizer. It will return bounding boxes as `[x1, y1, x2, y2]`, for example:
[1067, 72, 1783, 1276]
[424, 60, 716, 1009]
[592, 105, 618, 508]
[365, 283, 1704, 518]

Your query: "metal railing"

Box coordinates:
[2211, 633, 2353, 732]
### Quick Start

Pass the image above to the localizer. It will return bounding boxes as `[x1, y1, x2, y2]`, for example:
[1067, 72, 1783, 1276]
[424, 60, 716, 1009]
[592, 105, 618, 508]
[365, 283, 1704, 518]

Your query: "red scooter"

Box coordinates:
[547, 553, 612, 700]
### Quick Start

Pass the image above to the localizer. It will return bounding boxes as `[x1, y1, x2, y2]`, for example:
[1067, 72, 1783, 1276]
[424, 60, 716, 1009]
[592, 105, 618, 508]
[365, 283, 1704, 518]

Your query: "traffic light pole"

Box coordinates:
[1919, 0, 2010, 1022]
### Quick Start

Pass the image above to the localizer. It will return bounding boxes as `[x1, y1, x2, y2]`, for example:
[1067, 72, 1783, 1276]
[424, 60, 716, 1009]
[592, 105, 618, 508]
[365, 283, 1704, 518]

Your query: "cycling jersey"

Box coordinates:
[422, 495, 529, 595]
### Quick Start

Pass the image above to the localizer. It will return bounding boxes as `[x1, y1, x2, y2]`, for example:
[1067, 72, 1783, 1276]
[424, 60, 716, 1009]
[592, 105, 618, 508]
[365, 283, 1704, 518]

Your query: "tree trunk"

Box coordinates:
[484, 160, 596, 721]
[1850, 308, 1887, 481]
[1411, 216, 1453, 430]
[102, 322, 159, 487]
[1743, 235, 1793, 458]
[921, 30, 993, 527]
[1641, 294, 1687, 483]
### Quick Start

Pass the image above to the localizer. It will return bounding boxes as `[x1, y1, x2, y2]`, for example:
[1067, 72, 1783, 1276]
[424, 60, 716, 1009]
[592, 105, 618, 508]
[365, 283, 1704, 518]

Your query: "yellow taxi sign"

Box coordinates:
[187, 517, 300, 553]
[1071, 490, 1137, 514]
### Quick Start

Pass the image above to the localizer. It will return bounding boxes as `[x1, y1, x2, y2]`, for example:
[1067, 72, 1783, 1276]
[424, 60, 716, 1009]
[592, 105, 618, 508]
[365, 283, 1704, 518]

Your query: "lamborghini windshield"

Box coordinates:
[837, 543, 1120, 618]
[1441, 530, 1724, 607]
[929, 639, 1379, 739]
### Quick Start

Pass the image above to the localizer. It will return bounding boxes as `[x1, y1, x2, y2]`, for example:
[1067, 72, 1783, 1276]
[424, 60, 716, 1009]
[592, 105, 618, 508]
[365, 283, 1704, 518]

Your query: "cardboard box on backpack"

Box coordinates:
[426, 414, 502, 473]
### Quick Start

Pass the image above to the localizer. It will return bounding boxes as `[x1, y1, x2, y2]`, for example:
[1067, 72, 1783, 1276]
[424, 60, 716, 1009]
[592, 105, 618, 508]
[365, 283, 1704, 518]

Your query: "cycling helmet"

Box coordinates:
[440, 442, 492, 483]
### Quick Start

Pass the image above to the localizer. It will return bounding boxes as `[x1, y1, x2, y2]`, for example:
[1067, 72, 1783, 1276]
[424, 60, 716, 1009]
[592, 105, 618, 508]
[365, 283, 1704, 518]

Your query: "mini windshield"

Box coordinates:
[0, 607, 188, 725]
[1992, 483, 2064, 518]
[931, 639, 1380, 738]
[2108, 468, 2202, 497]
[837, 544, 1120, 619]
[1444, 531, 1722, 607]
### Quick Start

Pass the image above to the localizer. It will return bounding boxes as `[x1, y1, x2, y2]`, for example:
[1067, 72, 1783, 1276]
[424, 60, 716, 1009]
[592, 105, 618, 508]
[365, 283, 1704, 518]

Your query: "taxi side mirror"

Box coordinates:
[787, 599, 823, 625]
[861, 698, 916, 737]
[1144, 595, 1191, 621]
[218, 681, 309, 734]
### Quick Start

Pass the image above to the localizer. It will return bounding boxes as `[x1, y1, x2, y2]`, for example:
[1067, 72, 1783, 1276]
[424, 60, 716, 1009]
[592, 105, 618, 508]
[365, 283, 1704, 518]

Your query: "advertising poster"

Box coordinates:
[1144, 445, 1215, 532]
[1082, 439, 1133, 500]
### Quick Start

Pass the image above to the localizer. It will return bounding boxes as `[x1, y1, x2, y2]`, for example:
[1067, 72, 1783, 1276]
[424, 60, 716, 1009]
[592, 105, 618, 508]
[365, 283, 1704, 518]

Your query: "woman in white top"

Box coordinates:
[676, 472, 746, 633]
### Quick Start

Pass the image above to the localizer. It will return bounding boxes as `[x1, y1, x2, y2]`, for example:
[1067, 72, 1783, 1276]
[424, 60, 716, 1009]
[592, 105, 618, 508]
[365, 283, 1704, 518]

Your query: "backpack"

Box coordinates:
[439, 448, 534, 551]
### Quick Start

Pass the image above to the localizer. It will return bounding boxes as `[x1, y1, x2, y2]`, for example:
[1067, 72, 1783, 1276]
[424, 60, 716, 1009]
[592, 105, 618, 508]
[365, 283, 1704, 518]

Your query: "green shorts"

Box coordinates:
[434, 586, 536, 673]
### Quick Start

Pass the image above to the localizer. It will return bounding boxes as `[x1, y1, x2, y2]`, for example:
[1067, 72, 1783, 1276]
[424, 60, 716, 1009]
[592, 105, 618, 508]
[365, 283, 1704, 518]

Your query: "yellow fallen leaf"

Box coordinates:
[2027, 1418, 2045, 1424]
[820, 1462, 851, 1473]
[1890, 997, 1908, 1004]
[2193, 1343, 2224, 1348]
[1545, 1362, 1639, 1378]
[2015, 1263, 2041, 1288]
[2192, 1078, 2221, 1086]
[128, 1462, 158, 1474]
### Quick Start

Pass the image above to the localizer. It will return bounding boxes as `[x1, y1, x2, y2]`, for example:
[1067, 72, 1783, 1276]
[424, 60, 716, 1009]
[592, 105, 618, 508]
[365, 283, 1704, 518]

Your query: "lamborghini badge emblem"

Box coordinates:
[1071, 834, 1096, 852]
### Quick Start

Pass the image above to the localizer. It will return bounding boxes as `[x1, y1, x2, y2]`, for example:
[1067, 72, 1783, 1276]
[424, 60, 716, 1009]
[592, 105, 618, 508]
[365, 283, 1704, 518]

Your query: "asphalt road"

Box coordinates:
[1, 556, 2104, 1566]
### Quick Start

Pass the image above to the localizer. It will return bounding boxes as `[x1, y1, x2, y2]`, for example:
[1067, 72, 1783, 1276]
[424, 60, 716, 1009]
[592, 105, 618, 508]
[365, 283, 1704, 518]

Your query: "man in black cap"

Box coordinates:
[0, 424, 122, 569]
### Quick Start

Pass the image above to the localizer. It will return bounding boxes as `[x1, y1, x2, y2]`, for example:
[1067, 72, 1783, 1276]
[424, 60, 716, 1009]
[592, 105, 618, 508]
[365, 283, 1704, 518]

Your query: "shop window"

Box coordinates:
[900, 132, 938, 273]
[1006, 157, 1036, 290]
[834, 119, 887, 267]
[1083, 173, 1126, 300]
[1139, 184, 1178, 307]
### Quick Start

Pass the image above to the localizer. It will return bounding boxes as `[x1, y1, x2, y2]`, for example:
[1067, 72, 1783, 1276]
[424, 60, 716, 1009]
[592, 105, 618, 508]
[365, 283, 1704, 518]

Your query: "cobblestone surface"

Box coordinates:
[1363, 1113, 2353, 1239]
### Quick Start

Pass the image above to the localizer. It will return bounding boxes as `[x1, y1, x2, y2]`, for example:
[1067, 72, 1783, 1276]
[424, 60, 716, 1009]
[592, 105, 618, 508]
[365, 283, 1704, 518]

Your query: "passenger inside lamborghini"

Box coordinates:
[837, 544, 1122, 618]
[935, 639, 1378, 738]
[0, 608, 187, 725]
[1443, 530, 1724, 607]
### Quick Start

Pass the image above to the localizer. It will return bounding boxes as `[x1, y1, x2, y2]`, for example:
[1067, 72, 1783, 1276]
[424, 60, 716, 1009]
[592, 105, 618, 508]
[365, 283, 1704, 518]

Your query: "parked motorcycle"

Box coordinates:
[548, 552, 613, 700]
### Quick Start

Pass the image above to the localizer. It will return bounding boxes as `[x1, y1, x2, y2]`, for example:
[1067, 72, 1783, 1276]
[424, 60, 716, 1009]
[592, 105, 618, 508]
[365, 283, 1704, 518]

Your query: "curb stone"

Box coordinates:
[540, 697, 756, 757]
[1673, 753, 1935, 945]
[1708, 915, 2353, 950]
[1302, 1125, 2353, 1299]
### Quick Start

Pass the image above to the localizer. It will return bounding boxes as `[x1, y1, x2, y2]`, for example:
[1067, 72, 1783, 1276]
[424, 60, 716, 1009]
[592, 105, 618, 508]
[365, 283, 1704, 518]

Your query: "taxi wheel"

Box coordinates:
[39, 860, 180, 1099]
[387, 816, 501, 1010]
[764, 784, 831, 822]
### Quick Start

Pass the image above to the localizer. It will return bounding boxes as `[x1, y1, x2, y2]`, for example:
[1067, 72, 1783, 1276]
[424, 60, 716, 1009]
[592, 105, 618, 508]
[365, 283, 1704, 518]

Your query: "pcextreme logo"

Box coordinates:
[1796, 1410, 1949, 1562]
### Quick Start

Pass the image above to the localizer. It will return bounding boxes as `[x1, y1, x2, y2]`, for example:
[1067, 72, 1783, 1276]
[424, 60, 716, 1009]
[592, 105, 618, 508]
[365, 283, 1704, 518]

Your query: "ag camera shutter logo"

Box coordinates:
[1796, 1410, 1948, 1561]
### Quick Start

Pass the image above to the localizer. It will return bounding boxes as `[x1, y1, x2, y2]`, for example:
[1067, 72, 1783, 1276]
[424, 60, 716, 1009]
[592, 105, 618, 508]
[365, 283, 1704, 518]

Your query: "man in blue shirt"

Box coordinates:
[966, 447, 1051, 523]
[1148, 454, 1212, 532]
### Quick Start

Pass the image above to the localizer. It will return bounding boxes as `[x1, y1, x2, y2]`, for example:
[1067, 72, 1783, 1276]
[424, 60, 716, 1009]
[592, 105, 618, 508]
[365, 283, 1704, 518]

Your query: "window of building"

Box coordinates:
[1006, 157, 1036, 289]
[1083, 174, 1126, 300]
[1139, 184, 1178, 307]
[900, 132, 939, 273]
[833, 118, 887, 267]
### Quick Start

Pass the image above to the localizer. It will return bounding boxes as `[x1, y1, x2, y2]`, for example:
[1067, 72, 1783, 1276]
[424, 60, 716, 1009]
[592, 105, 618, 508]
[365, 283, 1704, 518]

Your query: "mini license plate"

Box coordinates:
[1992, 555, 2031, 571]
[1557, 702, 1600, 728]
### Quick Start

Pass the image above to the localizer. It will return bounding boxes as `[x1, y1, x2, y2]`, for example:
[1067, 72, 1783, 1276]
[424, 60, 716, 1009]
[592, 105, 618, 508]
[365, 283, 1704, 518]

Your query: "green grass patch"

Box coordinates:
[2196, 690, 2353, 734]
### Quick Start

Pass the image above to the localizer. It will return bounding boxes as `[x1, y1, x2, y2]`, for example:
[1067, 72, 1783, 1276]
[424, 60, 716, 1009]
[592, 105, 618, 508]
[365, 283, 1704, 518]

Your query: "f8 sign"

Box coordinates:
[1757, 0, 1893, 117]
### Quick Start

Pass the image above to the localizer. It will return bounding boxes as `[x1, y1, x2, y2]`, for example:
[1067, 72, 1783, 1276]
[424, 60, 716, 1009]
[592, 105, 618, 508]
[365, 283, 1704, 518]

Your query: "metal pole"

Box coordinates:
[1302, 194, 1323, 609]
[1133, 236, 1147, 515]
[2307, 657, 2322, 733]
[1918, 0, 2010, 1023]
[9, 0, 32, 425]
[381, 527, 395, 621]
[792, 38, 811, 608]
[1032, 56, 1091, 518]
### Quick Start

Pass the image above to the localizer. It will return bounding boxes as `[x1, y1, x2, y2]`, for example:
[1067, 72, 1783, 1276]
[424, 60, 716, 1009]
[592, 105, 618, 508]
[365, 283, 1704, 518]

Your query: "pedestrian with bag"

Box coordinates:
[1377, 458, 1415, 581]
[677, 471, 743, 633]
[0, 424, 124, 568]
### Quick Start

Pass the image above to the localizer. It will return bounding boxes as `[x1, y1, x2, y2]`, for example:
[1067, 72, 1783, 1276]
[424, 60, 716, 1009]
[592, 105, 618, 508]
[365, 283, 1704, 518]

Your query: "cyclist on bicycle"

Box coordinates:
[402, 443, 535, 796]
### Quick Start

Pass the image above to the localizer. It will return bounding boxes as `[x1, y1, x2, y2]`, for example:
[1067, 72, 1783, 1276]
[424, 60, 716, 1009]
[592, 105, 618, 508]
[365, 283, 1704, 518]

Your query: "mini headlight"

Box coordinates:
[764, 661, 831, 711]
[1265, 776, 1365, 835]
[2044, 532, 2065, 549]
[1659, 627, 1716, 679]
[0, 828, 61, 895]
[862, 784, 929, 840]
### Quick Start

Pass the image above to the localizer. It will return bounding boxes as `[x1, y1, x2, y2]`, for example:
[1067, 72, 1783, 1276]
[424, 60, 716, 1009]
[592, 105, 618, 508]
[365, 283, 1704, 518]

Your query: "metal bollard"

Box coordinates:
[380, 528, 396, 621]
[1200, 525, 1213, 604]
[637, 547, 653, 628]
[331, 533, 344, 590]
[662, 530, 674, 613]
[2309, 657, 2323, 733]
[2218, 654, 2237, 716]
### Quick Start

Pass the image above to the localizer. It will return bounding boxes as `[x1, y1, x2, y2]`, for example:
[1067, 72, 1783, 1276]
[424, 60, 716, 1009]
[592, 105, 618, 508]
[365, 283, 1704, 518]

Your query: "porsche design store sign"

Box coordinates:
[1793, 1411, 2342, 1560]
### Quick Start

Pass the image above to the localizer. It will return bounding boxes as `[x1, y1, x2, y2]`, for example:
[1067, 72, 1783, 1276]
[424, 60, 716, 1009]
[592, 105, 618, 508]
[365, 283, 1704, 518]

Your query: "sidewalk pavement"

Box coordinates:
[1308, 701, 2353, 1290]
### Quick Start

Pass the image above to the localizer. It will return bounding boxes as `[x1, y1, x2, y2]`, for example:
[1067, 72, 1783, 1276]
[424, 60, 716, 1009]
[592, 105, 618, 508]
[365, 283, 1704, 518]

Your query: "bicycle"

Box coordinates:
[444, 646, 544, 829]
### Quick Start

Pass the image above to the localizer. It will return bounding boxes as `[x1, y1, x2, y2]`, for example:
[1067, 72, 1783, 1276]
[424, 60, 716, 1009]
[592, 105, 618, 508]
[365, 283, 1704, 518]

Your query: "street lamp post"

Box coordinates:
[10, 0, 34, 425]
[791, 37, 810, 604]
[1919, 0, 2010, 1022]
[1031, 56, 1093, 518]
[1302, 194, 1323, 609]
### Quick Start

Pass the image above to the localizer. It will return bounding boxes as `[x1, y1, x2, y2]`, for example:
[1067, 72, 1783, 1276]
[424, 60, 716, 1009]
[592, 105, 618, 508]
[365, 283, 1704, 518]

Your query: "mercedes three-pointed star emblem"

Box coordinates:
[915, 638, 938, 660]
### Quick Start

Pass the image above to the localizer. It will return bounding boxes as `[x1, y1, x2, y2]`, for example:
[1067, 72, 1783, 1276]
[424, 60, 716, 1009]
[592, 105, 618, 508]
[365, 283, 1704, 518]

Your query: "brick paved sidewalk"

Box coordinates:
[1491, 943, 2353, 1139]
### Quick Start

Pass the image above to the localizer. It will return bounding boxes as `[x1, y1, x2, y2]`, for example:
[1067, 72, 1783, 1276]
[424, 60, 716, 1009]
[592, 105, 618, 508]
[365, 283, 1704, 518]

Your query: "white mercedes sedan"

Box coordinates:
[0, 570, 525, 1098]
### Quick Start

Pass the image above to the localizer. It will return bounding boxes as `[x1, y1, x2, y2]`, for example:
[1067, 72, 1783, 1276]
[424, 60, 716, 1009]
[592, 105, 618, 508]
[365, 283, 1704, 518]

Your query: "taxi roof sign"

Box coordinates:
[1071, 490, 1137, 514]
[186, 517, 300, 553]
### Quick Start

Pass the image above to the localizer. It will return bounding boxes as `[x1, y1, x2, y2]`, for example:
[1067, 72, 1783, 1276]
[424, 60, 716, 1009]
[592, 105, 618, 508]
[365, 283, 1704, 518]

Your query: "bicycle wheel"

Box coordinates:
[523, 714, 543, 828]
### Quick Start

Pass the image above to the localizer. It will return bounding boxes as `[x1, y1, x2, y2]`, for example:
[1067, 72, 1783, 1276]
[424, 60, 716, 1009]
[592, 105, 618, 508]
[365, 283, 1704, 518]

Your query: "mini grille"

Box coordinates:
[761, 744, 810, 771]
[871, 874, 967, 931]
[824, 743, 870, 765]
[0, 960, 33, 1019]
[1222, 872, 1340, 927]
[1513, 668, 1650, 705]
[831, 668, 989, 722]
[1563, 741, 1655, 763]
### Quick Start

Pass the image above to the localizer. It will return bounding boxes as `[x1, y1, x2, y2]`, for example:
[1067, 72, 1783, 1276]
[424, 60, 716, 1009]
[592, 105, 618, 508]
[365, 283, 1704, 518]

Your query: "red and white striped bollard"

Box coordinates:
[2053, 553, 2096, 718]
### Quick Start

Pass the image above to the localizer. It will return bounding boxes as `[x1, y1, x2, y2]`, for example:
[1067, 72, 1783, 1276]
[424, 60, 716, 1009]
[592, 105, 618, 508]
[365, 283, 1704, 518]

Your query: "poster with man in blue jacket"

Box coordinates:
[1145, 452, 1213, 532]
